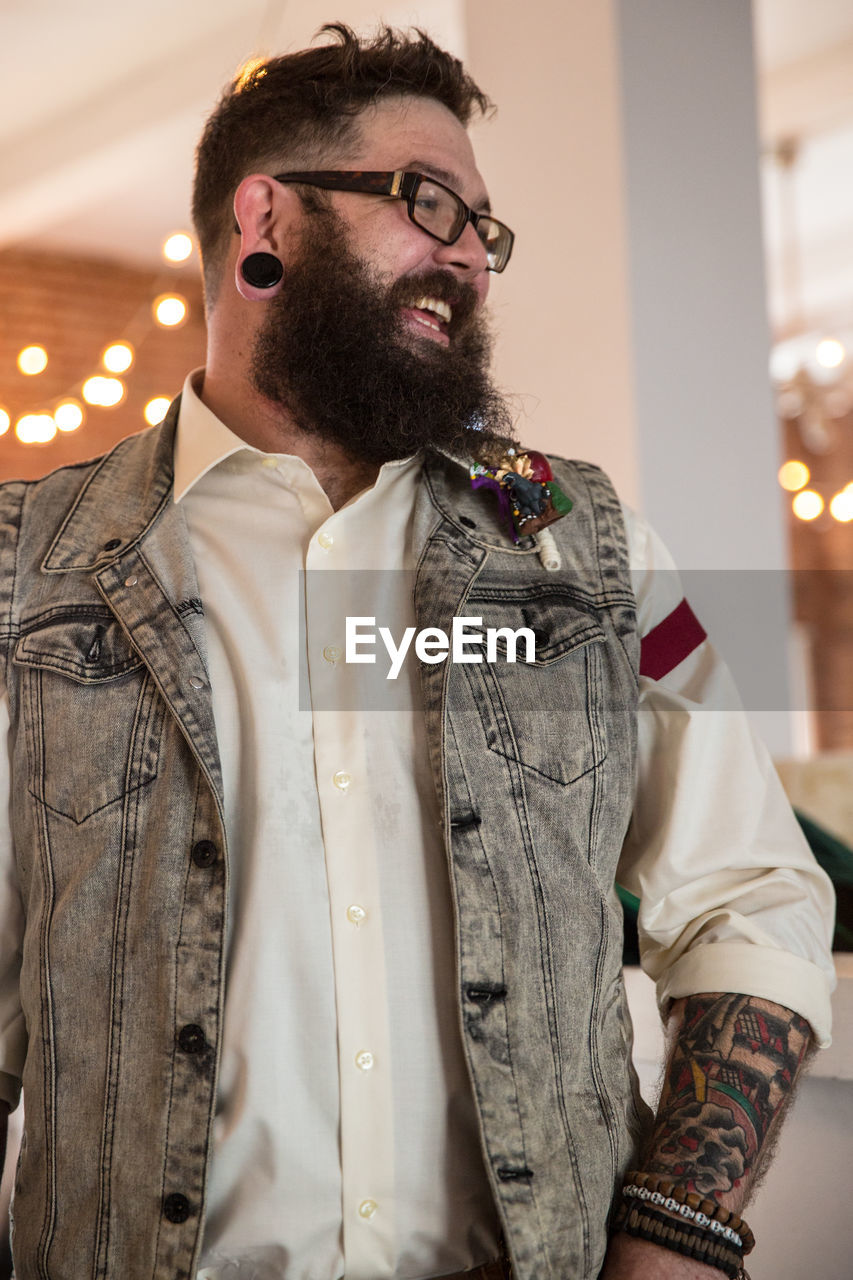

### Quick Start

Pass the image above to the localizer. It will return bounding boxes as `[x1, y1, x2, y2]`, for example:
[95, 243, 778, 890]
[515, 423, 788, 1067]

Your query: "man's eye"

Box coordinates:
[415, 196, 441, 213]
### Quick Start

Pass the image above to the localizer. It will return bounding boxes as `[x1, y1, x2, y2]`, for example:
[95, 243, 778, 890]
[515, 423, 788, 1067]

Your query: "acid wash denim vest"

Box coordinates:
[0, 403, 649, 1279]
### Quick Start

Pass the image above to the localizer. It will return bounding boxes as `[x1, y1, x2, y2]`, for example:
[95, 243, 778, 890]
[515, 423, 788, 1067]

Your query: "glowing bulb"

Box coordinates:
[830, 490, 853, 523]
[778, 460, 810, 492]
[102, 342, 134, 373]
[17, 345, 48, 375]
[54, 400, 84, 432]
[82, 376, 125, 407]
[153, 294, 187, 327]
[15, 413, 57, 444]
[0, 408, 9, 436]
[815, 338, 845, 369]
[792, 490, 824, 521]
[144, 397, 171, 425]
[163, 233, 193, 263]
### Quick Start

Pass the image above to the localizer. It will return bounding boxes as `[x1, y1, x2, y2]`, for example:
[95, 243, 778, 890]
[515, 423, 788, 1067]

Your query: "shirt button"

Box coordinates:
[323, 645, 342, 664]
[163, 1192, 191, 1223]
[177, 1024, 207, 1054]
[317, 531, 334, 551]
[358, 1199, 378, 1220]
[192, 840, 217, 867]
[355, 1050, 374, 1071]
[124, 575, 138, 587]
[333, 771, 352, 792]
[346, 904, 366, 925]
[189, 675, 205, 690]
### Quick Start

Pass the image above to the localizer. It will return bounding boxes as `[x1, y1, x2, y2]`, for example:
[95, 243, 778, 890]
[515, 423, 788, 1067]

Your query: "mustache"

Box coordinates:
[386, 270, 480, 332]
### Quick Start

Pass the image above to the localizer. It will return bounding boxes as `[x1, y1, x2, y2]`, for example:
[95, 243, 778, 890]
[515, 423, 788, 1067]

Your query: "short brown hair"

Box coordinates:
[192, 22, 492, 304]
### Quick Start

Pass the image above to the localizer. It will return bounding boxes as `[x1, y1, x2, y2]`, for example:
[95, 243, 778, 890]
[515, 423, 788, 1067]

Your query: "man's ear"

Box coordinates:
[233, 174, 296, 300]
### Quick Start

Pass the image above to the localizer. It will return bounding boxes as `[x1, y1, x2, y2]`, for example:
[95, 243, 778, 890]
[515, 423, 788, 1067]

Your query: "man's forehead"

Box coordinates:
[342, 95, 490, 209]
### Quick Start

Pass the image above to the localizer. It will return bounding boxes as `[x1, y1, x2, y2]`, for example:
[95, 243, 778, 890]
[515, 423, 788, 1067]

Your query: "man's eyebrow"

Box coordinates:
[403, 160, 492, 213]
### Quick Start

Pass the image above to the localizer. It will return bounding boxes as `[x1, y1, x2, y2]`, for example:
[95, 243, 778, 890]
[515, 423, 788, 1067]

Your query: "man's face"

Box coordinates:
[248, 96, 515, 463]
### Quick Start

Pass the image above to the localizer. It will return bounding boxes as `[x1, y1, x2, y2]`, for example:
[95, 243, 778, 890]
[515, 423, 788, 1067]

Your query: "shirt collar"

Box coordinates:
[173, 368, 421, 503]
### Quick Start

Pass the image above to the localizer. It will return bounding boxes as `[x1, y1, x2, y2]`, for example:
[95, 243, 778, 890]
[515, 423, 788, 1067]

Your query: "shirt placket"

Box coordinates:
[304, 512, 397, 1278]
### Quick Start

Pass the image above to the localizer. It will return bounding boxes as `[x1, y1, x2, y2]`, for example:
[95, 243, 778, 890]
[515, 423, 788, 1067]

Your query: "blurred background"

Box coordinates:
[2, 2, 853, 1276]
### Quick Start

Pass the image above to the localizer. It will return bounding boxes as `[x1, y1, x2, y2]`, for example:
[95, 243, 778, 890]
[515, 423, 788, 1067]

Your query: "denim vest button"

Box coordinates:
[177, 1023, 206, 1054]
[163, 1193, 191, 1223]
[192, 840, 217, 867]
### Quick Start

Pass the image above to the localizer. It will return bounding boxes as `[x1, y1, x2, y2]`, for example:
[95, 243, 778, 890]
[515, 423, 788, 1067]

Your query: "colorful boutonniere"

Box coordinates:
[470, 448, 572, 570]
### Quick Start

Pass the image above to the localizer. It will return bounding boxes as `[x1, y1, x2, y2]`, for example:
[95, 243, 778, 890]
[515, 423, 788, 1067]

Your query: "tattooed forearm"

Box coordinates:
[643, 992, 812, 1206]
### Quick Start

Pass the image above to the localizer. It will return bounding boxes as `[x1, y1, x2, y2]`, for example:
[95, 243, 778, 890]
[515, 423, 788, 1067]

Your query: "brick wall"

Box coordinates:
[0, 249, 206, 482]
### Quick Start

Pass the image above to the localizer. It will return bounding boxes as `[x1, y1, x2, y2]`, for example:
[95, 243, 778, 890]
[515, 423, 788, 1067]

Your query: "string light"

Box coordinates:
[829, 490, 853, 523]
[815, 338, 846, 369]
[792, 490, 824, 521]
[102, 342, 134, 374]
[16, 414, 57, 445]
[82, 377, 125, 407]
[153, 294, 187, 327]
[54, 401, 84, 433]
[17, 345, 48, 375]
[144, 397, 171, 425]
[778, 460, 810, 491]
[0, 409, 9, 436]
[163, 233, 193, 263]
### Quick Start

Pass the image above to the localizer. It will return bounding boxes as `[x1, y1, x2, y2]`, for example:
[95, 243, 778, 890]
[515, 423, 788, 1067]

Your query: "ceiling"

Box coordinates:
[2, 1, 853, 337]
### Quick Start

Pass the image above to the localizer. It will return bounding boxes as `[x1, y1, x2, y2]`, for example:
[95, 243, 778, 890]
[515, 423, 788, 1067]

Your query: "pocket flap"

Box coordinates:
[15, 611, 142, 684]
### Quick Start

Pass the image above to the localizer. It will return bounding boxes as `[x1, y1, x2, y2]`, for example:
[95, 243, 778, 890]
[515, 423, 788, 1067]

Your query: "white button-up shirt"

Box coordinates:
[0, 369, 835, 1280]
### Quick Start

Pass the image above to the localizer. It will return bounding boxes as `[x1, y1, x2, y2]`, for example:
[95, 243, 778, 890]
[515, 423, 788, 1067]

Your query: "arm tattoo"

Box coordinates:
[645, 993, 812, 1203]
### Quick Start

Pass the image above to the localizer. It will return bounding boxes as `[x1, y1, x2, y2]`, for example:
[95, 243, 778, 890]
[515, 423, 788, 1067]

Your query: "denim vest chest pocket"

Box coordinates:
[13, 607, 165, 823]
[462, 589, 608, 786]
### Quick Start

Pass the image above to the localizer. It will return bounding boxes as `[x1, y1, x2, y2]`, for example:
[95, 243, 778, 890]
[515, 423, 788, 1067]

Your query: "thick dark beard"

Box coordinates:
[249, 210, 517, 465]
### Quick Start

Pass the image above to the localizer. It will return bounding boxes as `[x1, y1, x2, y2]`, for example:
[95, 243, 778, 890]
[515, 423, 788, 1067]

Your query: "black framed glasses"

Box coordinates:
[273, 170, 515, 273]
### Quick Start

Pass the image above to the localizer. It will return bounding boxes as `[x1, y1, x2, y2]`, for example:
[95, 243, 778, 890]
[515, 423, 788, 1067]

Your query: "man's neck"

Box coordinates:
[199, 367, 380, 511]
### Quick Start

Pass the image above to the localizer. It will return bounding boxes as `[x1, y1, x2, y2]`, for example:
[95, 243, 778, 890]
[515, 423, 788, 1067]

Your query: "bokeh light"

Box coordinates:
[82, 376, 125, 407]
[163, 233, 193, 263]
[0, 408, 9, 436]
[54, 400, 84, 433]
[16, 413, 57, 444]
[102, 342, 134, 374]
[815, 338, 846, 369]
[829, 490, 853, 523]
[153, 294, 187, 327]
[792, 490, 824, 521]
[778, 460, 810, 492]
[17, 345, 48, 375]
[144, 397, 171, 425]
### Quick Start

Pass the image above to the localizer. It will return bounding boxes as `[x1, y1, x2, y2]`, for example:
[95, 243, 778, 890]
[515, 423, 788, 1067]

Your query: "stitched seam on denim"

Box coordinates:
[28, 669, 57, 1276]
[465, 661, 584, 1275]
[93, 674, 155, 1277]
[446, 716, 541, 1272]
[16, 650, 143, 681]
[137, 546, 208, 674]
[468, 653, 606, 787]
[2, 484, 26, 715]
[28, 775, 159, 825]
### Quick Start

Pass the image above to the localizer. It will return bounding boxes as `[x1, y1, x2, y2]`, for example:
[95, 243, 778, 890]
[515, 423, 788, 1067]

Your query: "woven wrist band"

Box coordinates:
[620, 1205, 749, 1280]
[623, 1169, 755, 1254]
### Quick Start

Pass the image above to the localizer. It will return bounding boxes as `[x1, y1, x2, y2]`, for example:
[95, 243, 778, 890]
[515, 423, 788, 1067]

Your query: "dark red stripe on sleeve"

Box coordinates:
[639, 598, 707, 680]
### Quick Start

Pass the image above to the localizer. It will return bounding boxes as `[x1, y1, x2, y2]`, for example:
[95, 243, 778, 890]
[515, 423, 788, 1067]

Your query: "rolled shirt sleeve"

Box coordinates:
[618, 508, 836, 1046]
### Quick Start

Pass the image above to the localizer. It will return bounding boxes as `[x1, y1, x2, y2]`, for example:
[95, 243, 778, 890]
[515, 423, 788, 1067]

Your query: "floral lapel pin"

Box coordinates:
[470, 448, 573, 571]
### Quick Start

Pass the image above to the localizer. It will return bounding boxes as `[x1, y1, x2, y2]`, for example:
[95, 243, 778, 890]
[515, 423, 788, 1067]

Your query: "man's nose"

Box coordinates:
[430, 221, 491, 287]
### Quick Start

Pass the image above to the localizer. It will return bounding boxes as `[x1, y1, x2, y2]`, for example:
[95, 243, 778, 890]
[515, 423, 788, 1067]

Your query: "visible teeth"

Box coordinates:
[412, 296, 452, 324]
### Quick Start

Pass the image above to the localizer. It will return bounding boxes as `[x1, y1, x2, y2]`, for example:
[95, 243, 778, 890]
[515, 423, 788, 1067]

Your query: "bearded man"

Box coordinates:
[0, 23, 835, 1280]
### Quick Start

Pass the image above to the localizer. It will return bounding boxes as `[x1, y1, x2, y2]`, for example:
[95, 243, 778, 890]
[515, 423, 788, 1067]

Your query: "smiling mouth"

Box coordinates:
[401, 294, 454, 343]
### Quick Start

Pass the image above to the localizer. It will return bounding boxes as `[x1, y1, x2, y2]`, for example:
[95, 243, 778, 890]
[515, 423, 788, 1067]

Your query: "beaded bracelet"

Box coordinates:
[623, 1169, 755, 1254]
[620, 1205, 751, 1280]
